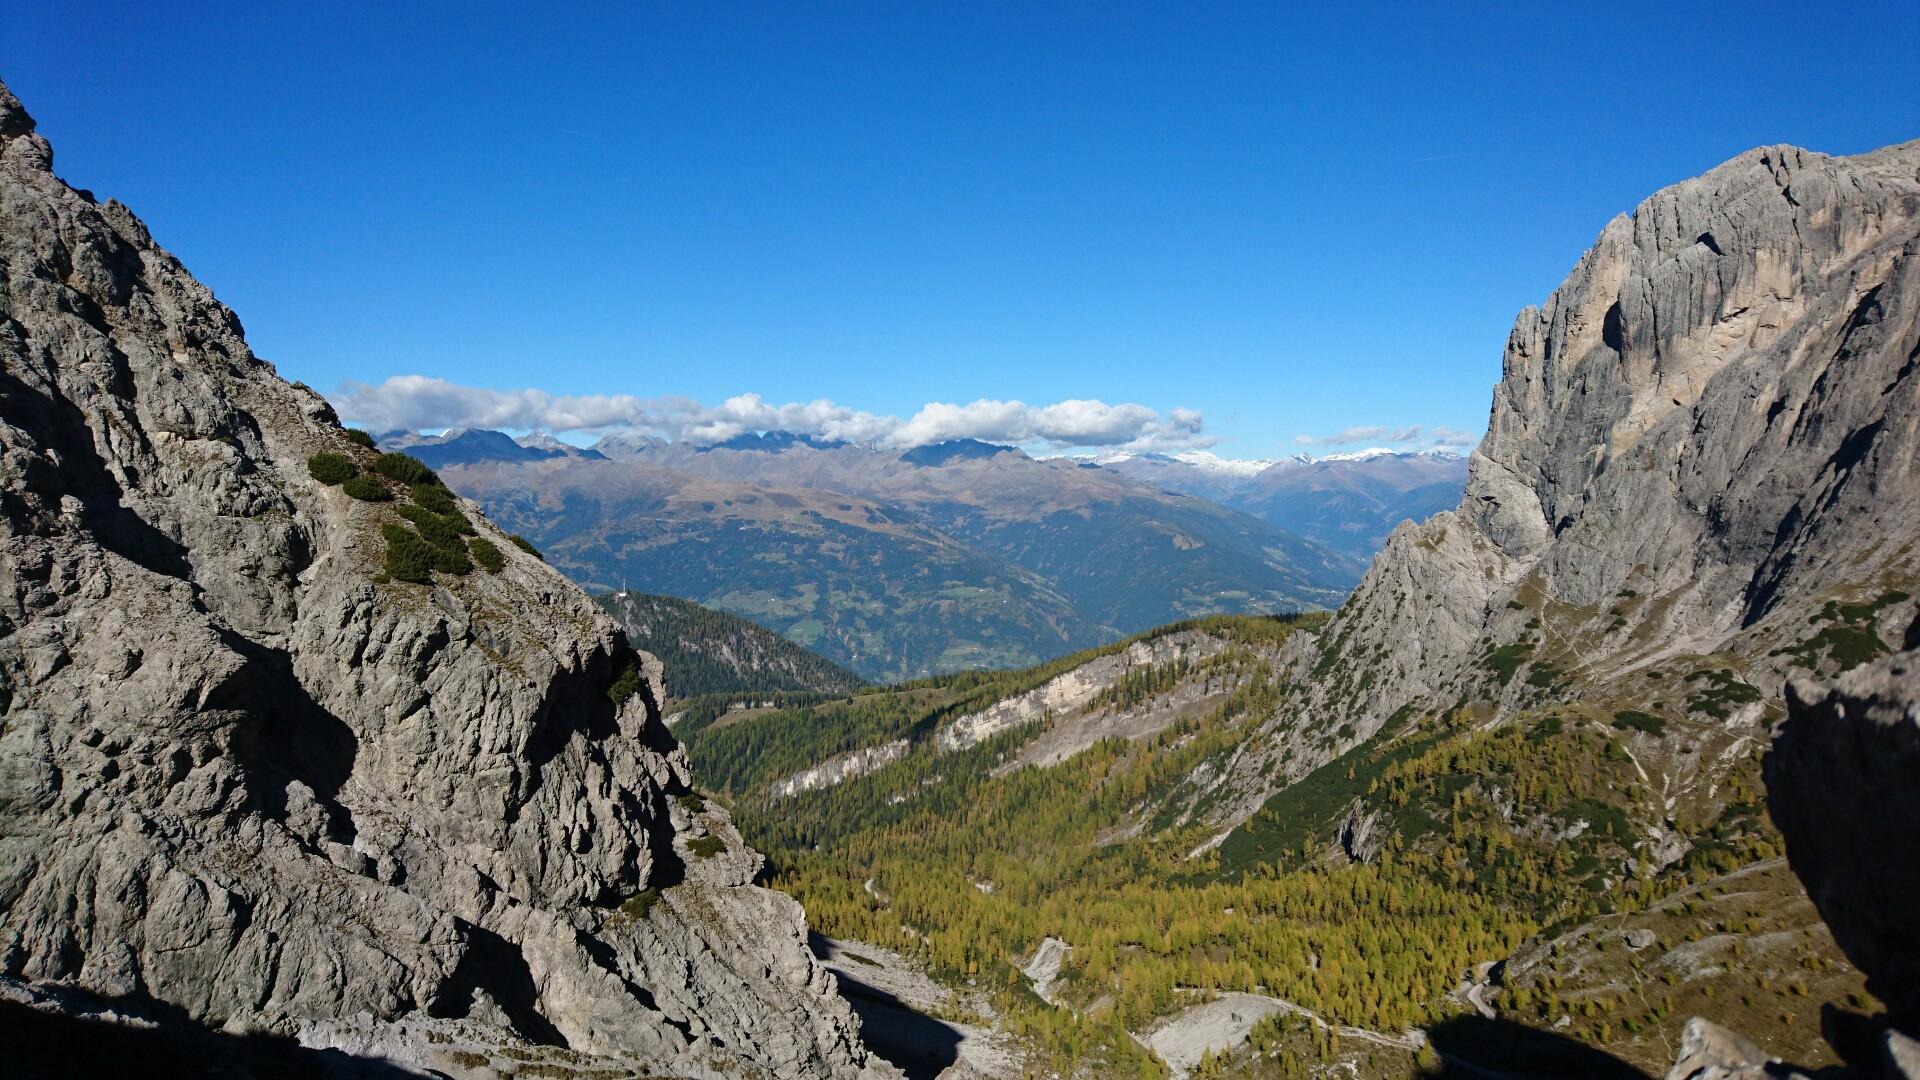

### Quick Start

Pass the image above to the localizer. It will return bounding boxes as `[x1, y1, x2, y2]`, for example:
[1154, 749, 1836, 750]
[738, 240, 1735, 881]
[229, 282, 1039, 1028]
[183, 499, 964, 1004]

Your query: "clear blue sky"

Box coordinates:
[6, 2, 1917, 456]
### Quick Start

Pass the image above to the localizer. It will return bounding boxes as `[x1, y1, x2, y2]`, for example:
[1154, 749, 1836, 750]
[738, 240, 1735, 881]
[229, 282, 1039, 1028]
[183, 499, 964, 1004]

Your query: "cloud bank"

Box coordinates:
[1293, 423, 1477, 450]
[331, 376, 1215, 452]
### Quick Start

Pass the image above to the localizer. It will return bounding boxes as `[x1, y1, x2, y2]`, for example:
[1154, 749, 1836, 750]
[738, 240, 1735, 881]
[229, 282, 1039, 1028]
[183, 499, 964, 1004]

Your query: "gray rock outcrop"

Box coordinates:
[1665, 1016, 1810, 1080]
[0, 78, 889, 1077]
[1334, 797, 1382, 865]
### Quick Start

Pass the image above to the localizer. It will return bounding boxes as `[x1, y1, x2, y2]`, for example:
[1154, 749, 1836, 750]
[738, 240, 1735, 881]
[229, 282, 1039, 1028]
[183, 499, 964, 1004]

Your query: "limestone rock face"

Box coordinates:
[0, 79, 886, 1077]
[1767, 636, 1920, 1028]
[1209, 138, 1920, 825]
[1334, 797, 1382, 865]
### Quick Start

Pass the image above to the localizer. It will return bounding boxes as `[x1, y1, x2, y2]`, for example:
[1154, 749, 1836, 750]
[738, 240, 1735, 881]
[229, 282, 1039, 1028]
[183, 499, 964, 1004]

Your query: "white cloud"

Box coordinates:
[888, 397, 1190, 449]
[331, 377, 1214, 452]
[1294, 423, 1479, 451]
[1426, 426, 1478, 449]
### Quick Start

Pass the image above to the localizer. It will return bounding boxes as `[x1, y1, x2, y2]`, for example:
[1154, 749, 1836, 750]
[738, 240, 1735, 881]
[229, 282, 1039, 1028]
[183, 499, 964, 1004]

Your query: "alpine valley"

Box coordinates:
[3, 71, 1920, 1080]
[664, 136, 1920, 1078]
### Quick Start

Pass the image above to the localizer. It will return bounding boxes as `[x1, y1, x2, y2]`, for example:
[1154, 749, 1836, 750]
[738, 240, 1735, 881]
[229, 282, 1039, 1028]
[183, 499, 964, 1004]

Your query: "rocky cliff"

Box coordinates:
[1200, 138, 1920, 836]
[0, 79, 889, 1078]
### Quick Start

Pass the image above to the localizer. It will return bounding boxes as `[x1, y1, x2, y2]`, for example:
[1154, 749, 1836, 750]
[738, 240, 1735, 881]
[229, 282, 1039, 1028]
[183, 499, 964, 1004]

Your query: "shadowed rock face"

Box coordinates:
[0, 79, 889, 1078]
[1767, 632, 1920, 1028]
[1663, 636, 1920, 1080]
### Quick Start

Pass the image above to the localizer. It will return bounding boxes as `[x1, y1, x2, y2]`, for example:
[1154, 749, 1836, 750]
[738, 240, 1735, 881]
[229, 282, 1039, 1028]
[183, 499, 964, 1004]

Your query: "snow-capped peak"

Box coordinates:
[517, 431, 575, 453]
[1317, 446, 1400, 462]
[1168, 450, 1277, 476]
[1316, 446, 1467, 463]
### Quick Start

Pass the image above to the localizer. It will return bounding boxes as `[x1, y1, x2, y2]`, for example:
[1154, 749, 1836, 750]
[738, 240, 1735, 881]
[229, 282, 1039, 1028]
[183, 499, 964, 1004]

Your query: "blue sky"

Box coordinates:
[7, 2, 1918, 457]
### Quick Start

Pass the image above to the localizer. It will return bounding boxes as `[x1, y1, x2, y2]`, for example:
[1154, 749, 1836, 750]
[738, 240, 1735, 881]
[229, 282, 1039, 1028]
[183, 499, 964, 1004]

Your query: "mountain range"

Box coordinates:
[387, 427, 1374, 681]
[1096, 446, 1468, 557]
[379, 429, 1463, 681]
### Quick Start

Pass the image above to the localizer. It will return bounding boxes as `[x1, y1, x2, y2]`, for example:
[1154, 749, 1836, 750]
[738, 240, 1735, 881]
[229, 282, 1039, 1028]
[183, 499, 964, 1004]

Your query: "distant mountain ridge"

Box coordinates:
[1096, 446, 1469, 556]
[897, 438, 1020, 466]
[381, 426, 606, 466]
[403, 427, 1362, 680]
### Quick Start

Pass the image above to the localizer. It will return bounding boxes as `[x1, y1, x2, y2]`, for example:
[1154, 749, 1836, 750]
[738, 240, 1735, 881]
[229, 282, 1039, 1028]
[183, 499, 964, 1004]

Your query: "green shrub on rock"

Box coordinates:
[608, 663, 643, 704]
[412, 483, 455, 514]
[508, 534, 543, 560]
[397, 505, 465, 549]
[342, 474, 392, 501]
[342, 428, 377, 449]
[688, 835, 725, 859]
[307, 452, 358, 485]
[430, 542, 472, 575]
[1612, 710, 1667, 736]
[469, 537, 506, 573]
[373, 452, 439, 486]
[381, 523, 435, 583]
[617, 888, 661, 921]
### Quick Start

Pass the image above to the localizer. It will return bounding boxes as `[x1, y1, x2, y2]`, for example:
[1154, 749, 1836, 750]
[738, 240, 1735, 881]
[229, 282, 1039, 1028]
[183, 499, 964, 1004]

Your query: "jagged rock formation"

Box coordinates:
[1203, 137, 1920, 835]
[0, 79, 889, 1078]
[1333, 797, 1382, 865]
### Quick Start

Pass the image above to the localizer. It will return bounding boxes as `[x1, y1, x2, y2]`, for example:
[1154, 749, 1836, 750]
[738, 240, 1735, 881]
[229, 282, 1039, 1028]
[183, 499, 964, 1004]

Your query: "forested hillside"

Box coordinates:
[597, 591, 864, 701]
[683, 608, 1887, 1076]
